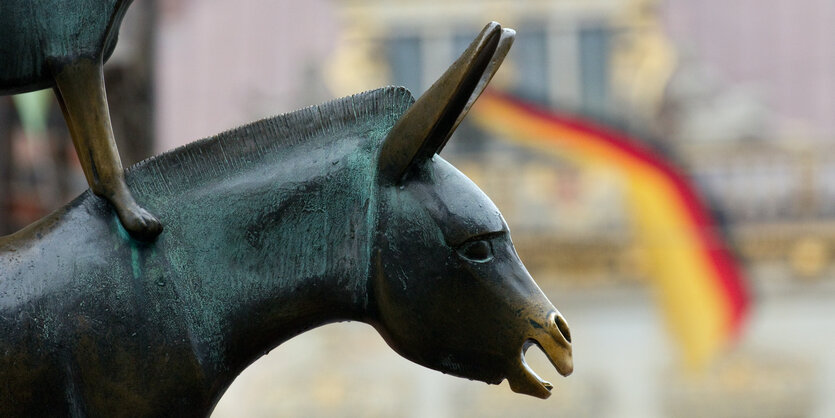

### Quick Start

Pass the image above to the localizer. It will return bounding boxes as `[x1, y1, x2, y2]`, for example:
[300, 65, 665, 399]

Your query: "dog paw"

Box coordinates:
[117, 204, 163, 242]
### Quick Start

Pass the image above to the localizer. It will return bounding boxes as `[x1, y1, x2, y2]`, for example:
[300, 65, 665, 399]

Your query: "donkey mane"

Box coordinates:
[124, 86, 415, 198]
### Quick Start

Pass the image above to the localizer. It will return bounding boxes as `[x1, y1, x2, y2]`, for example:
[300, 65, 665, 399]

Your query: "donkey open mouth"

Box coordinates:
[509, 311, 574, 399]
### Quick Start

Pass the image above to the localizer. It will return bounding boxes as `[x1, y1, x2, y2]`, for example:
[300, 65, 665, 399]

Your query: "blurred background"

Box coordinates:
[2, 0, 834, 416]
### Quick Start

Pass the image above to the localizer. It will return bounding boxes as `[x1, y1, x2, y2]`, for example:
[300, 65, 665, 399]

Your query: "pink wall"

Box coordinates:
[155, 0, 338, 152]
[662, 0, 835, 138]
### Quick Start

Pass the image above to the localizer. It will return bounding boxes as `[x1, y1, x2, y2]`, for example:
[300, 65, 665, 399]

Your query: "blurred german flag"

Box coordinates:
[471, 91, 749, 369]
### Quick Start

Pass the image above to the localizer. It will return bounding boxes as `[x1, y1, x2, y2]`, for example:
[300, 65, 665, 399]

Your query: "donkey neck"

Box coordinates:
[118, 88, 414, 383]
[143, 138, 380, 397]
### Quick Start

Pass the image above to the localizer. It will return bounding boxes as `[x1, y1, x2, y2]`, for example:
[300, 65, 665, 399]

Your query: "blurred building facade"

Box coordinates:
[314, 1, 835, 417]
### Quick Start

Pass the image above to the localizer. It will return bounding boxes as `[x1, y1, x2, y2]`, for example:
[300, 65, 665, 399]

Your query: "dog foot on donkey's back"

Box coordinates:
[111, 190, 163, 241]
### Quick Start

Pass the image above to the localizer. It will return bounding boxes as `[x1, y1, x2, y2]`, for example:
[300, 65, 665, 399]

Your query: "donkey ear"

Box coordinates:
[378, 22, 515, 184]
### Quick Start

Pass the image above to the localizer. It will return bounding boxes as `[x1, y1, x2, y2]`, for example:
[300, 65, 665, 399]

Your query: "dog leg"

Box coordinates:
[53, 58, 162, 241]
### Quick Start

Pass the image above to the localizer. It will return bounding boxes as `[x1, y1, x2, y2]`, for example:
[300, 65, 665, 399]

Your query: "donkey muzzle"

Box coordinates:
[507, 310, 573, 399]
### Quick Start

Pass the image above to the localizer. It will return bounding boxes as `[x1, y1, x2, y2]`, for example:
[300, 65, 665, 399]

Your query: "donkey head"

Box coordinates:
[369, 22, 573, 399]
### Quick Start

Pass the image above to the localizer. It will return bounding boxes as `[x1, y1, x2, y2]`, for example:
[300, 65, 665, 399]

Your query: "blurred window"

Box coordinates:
[452, 32, 472, 59]
[387, 35, 423, 95]
[816, 158, 835, 217]
[579, 25, 611, 118]
[510, 25, 549, 107]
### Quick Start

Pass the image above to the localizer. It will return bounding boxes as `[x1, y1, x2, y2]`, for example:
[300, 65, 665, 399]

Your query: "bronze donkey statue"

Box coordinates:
[0, 23, 572, 416]
[0, 0, 162, 240]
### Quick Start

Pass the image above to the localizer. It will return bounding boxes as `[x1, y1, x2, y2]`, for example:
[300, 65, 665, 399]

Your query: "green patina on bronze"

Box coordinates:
[1, 0, 162, 241]
[0, 23, 572, 417]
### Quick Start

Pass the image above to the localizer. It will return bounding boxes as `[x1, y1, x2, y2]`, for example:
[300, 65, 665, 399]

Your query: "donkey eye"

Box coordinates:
[457, 240, 493, 262]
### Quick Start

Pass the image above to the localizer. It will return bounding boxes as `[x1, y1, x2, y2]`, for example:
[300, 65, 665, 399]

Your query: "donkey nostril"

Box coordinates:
[555, 315, 571, 343]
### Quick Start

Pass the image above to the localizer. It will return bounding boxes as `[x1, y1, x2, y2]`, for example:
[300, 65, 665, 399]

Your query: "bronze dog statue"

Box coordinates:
[0, 0, 161, 240]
